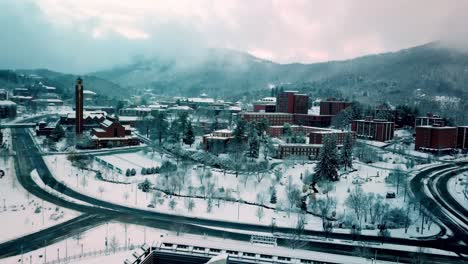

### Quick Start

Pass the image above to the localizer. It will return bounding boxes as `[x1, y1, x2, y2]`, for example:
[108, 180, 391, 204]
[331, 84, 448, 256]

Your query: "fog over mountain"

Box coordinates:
[1, 0, 468, 73]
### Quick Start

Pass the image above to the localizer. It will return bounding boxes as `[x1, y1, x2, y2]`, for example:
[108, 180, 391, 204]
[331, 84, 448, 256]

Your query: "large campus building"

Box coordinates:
[415, 126, 457, 152]
[351, 118, 395, 142]
[276, 91, 309, 114]
[320, 98, 352, 116]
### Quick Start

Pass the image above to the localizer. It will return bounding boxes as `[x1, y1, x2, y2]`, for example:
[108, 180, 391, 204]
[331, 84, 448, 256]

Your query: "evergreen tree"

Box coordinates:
[211, 117, 219, 132]
[340, 133, 354, 170]
[151, 111, 168, 144]
[125, 169, 131, 177]
[233, 119, 247, 144]
[270, 188, 277, 204]
[183, 121, 195, 146]
[167, 119, 181, 143]
[141, 168, 147, 175]
[315, 135, 339, 181]
[178, 112, 189, 131]
[131, 168, 136, 176]
[248, 125, 260, 158]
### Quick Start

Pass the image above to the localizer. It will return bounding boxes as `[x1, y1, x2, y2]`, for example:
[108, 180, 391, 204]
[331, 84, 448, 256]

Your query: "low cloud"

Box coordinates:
[1, 0, 467, 73]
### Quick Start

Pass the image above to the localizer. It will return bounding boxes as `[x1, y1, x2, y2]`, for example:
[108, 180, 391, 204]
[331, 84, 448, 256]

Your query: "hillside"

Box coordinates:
[93, 43, 468, 107]
[0, 69, 129, 99]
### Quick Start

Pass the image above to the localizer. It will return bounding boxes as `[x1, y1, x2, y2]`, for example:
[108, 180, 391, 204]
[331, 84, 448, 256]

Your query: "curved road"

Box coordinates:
[3, 127, 467, 263]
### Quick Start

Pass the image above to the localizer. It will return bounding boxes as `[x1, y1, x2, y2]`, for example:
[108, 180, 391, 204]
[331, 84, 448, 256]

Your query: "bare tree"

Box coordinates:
[286, 176, 301, 217]
[289, 213, 307, 249]
[185, 198, 195, 212]
[345, 186, 365, 227]
[109, 235, 119, 253]
[256, 207, 264, 222]
[98, 186, 105, 198]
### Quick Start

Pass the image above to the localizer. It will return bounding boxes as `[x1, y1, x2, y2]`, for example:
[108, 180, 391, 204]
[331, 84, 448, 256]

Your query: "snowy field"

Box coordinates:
[0, 129, 80, 243]
[41, 143, 439, 239]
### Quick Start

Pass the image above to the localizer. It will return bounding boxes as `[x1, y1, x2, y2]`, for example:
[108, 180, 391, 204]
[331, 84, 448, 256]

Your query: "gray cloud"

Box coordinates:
[1, 0, 467, 73]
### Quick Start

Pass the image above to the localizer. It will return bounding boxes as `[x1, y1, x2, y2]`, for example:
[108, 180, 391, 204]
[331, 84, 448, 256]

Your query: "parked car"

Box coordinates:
[386, 192, 396, 198]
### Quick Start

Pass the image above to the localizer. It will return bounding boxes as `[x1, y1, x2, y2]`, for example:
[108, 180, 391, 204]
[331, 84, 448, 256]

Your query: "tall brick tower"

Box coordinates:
[75, 77, 84, 135]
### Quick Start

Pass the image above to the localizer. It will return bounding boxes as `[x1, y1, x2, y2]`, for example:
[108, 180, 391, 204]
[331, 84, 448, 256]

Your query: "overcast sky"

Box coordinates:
[1, 0, 468, 73]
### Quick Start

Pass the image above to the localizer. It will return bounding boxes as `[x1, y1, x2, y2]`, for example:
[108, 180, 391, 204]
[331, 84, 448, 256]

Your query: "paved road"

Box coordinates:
[5, 127, 467, 263]
[410, 162, 468, 250]
[0, 214, 111, 258]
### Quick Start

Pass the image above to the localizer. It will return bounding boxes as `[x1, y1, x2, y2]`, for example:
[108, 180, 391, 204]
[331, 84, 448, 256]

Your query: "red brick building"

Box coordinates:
[276, 91, 309, 114]
[309, 130, 355, 145]
[351, 119, 395, 142]
[293, 94, 309, 114]
[415, 126, 457, 151]
[457, 126, 468, 150]
[253, 97, 276, 113]
[277, 144, 322, 159]
[293, 114, 333, 127]
[320, 99, 352, 116]
[91, 119, 140, 148]
[240, 112, 294, 126]
[266, 125, 328, 138]
[415, 113, 445, 127]
[202, 129, 234, 153]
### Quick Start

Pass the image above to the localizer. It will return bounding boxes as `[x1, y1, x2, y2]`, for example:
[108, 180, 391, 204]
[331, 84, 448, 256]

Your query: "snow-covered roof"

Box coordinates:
[101, 119, 113, 127]
[118, 116, 139, 122]
[187, 97, 215, 103]
[214, 129, 232, 134]
[0, 100, 16, 106]
[32, 98, 63, 103]
[417, 125, 456, 129]
[83, 90, 96, 95]
[168, 106, 193, 111]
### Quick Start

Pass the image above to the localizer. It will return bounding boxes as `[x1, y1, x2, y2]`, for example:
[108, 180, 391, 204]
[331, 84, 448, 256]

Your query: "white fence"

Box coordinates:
[39, 245, 142, 264]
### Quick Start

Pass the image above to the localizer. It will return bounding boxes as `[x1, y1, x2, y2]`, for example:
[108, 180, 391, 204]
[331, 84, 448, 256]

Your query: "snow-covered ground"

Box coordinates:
[43, 154, 324, 231]
[41, 144, 439, 239]
[447, 173, 468, 211]
[0, 129, 80, 243]
[0, 221, 163, 264]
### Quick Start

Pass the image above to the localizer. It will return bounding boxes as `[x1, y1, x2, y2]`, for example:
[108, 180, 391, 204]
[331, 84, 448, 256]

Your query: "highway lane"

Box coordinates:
[434, 170, 468, 223]
[6, 127, 467, 262]
[410, 162, 468, 251]
[0, 214, 111, 258]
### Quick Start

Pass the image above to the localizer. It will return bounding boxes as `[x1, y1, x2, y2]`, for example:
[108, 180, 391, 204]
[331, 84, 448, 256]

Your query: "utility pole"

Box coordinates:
[42, 200, 44, 225]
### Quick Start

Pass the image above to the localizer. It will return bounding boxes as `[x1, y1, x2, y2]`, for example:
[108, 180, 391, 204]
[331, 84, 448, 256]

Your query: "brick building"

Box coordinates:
[351, 119, 395, 142]
[240, 112, 294, 126]
[415, 113, 445, 127]
[415, 126, 457, 152]
[202, 129, 234, 153]
[293, 114, 333, 127]
[0, 100, 17, 119]
[277, 144, 322, 159]
[91, 119, 140, 148]
[253, 97, 276, 113]
[457, 126, 468, 150]
[0, 89, 7, 100]
[276, 91, 309, 114]
[119, 107, 152, 117]
[267, 125, 328, 138]
[320, 98, 352, 116]
[309, 130, 355, 145]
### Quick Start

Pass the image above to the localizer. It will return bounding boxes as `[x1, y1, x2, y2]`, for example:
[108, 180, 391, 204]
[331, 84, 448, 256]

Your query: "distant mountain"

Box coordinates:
[93, 43, 468, 106]
[1, 69, 129, 99]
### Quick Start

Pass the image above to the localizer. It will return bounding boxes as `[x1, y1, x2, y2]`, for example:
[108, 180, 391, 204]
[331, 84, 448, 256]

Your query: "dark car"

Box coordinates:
[386, 192, 396, 198]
